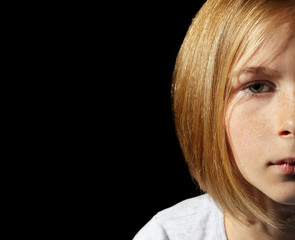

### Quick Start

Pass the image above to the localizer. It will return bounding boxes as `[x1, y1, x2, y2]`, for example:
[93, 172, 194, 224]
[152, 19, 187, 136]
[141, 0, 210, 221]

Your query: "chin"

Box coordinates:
[271, 194, 295, 206]
[264, 181, 295, 206]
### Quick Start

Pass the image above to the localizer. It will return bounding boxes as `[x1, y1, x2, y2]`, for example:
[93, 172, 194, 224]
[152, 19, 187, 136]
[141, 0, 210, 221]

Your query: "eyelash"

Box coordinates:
[242, 80, 276, 95]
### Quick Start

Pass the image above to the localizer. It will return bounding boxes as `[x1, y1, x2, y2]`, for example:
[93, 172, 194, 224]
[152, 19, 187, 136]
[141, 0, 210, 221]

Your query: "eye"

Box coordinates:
[244, 82, 274, 94]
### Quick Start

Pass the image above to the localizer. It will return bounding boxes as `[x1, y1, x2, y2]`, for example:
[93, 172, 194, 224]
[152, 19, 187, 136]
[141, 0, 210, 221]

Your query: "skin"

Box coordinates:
[225, 23, 295, 239]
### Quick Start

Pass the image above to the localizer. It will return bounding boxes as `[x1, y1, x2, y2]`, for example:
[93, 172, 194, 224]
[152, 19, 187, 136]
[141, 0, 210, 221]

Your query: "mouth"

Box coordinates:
[270, 158, 295, 174]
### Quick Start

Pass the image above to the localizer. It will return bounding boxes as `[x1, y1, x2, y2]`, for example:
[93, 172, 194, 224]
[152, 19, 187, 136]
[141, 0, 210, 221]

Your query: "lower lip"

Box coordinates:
[274, 163, 295, 174]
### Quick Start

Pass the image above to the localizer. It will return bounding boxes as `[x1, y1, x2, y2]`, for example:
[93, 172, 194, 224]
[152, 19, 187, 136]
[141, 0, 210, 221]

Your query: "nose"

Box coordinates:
[278, 92, 295, 139]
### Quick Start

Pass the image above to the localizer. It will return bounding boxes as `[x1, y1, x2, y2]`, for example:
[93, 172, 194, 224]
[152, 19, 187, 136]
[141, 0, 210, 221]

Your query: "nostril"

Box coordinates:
[281, 131, 291, 136]
[280, 130, 295, 138]
[279, 121, 295, 138]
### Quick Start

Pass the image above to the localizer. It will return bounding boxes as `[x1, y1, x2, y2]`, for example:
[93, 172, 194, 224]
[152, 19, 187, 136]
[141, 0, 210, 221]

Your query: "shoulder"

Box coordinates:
[133, 194, 226, 240]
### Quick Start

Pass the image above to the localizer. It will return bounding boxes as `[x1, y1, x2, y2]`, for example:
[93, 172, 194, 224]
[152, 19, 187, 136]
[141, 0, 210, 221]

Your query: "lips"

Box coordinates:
[272, 158, 295, 166]
[271, 158, 295, 174]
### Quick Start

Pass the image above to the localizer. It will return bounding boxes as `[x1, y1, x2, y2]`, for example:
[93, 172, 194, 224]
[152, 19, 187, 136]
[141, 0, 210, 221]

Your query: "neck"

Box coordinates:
[225, 202, 295, 240]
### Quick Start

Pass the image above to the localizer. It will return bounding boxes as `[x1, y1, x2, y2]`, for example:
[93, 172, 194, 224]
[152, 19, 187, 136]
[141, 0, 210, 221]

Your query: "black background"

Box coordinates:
[113, 2, 207, 239]
[1, 1, 208, 239]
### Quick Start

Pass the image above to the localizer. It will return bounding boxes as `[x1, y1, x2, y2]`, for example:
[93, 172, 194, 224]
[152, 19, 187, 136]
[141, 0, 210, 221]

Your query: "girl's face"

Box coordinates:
[226, 24, 295, 205]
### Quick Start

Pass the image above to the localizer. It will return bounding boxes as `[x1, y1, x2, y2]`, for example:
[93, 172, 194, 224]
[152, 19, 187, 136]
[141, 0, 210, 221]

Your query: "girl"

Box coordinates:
[133, 0, 295, 239]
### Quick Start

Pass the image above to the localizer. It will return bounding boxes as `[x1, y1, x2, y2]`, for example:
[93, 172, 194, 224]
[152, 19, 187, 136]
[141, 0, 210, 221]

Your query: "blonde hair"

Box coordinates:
[172, 0, 295, 228]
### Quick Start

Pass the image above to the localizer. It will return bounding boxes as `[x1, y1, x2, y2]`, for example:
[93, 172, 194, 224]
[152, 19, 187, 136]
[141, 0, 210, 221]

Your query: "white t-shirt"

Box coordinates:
[133, 194, 227, 240]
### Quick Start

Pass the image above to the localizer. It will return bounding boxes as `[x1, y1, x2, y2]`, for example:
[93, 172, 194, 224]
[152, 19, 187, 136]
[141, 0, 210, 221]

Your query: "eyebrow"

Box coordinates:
[232, 66, 281, 78]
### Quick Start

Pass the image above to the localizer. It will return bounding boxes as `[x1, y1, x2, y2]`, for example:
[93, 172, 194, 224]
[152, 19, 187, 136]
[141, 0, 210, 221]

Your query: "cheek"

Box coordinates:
[226, 104, 272, 163]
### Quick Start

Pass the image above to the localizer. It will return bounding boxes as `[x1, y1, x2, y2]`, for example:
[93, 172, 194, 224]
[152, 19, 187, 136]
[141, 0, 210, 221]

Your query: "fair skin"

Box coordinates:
[225, 23, 295, 240]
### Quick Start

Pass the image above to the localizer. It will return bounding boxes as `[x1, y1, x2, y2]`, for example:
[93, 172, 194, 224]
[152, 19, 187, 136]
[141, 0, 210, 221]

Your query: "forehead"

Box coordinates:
[232, 22, 294, 75]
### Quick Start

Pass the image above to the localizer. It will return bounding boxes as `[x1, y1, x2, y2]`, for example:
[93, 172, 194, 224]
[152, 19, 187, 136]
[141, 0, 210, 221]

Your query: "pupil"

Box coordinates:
[251, 84, 262, 92]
